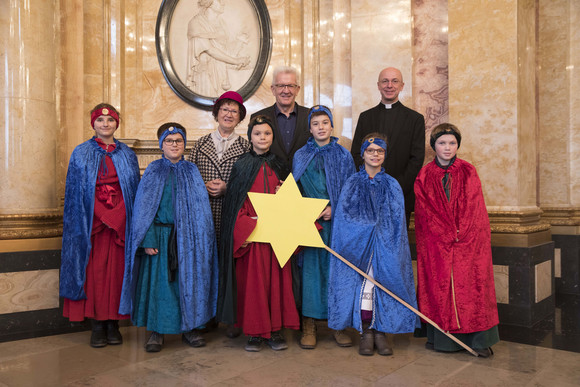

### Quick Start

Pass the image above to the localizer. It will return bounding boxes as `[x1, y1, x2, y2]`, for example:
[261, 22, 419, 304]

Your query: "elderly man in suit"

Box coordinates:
[251, 66, 310, 169]
[351, 67, 425, 226]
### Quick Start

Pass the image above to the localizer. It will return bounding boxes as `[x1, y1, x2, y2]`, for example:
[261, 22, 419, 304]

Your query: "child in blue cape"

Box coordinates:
[328, 133, 418, 356]
[119, 123, 218, 352]
[292, 105, 355, 349]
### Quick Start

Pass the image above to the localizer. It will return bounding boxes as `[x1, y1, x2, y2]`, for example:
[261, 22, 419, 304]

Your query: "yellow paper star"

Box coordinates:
[246, 173, 328, 268]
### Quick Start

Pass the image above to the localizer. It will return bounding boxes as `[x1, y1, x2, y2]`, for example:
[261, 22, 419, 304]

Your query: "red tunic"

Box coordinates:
[414, 158, 499, 333]
[233, 164, 300, 338]
[63, 139, 129, 321]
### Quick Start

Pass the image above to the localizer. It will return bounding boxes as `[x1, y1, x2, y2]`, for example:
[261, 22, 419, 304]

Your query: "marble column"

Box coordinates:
[448, 0, 553, 326]
[0, 0, 62, 241]
[538, 0, 580, 295]
[0, 0, 65, 340]
[315, 0, 352, 146]
[350, 0, 413, 126]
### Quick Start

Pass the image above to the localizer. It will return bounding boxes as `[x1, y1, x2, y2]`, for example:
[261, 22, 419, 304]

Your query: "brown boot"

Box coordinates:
[359, 324, 374, 356]
[333, 329, 352, 347]
[374, 330, 393, 356]
[300, 317, 317, 349]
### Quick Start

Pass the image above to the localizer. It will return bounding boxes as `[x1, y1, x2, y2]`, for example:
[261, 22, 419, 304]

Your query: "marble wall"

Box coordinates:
[0, 0, 576, 227]
[571, 1, 580, 208]
[538, 0, 580, 209]
[0, 0, 59, 214]
[448, 0, 536, 208]
[412, 0, 449, 162]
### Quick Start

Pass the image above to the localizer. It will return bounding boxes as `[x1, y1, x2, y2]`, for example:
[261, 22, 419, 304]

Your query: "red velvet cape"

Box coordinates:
[414, 158, 498, 333]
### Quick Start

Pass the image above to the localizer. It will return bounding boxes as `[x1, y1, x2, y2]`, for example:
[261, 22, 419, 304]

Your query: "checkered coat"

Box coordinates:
[188, 133, 250, 242]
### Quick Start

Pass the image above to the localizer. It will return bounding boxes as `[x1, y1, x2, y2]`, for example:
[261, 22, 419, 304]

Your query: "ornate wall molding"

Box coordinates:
[488, 208, 550, 234]
[541, 206, 580, 235]
[0, 211, 63, 240]
[541, 206, 580, 226]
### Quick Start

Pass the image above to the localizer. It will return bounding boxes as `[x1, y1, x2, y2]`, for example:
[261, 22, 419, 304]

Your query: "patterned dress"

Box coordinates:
[189, 133, 250, 243]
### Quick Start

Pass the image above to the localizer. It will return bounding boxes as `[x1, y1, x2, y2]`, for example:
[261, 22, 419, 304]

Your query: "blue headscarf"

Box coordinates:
[308, 105, 334, 128]
[360, 137, 387, 158]
[159, 127, 187, 149]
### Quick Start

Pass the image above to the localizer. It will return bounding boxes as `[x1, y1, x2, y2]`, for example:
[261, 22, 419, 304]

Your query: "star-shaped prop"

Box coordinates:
[246, 173, 328, 268]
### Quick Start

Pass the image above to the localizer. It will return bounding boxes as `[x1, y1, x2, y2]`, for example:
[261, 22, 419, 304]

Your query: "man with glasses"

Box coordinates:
[351, 67, 425, 226]
[251, 66, 310, 169]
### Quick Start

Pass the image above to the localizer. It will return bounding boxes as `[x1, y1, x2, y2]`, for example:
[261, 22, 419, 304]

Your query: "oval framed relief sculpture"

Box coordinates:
[156, 0, 272, 110]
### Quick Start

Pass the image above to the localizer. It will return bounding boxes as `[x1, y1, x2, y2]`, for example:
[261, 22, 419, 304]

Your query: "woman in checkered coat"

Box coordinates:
[188, 91, 250, 245]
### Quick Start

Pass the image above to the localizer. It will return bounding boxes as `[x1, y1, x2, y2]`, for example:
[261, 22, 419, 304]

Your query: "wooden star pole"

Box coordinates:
[323, 245, 479, 357]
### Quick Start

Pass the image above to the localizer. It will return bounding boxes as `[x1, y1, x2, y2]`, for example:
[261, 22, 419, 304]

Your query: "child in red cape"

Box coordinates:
[414, 123, 499, 358]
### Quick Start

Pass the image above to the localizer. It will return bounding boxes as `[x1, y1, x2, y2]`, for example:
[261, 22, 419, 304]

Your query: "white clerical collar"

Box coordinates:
[383, 103, 393, 109]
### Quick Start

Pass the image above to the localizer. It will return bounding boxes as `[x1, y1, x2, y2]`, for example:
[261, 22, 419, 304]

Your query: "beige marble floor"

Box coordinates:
[0, 324, 578, 386]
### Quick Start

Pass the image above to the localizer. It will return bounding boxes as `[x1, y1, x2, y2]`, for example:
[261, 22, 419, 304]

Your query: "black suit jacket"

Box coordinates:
[251, 103, 310, 169]
[351, 101, 425, 214]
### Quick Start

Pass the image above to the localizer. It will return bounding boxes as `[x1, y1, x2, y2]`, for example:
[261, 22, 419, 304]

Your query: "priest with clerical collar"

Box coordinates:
[350, 67, 426, 227]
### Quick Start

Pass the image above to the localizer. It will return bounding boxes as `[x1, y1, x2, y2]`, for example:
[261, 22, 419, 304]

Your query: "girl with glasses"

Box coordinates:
[328, 132, 418, 356]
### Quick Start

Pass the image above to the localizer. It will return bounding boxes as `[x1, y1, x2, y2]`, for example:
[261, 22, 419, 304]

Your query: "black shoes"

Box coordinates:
[226, 325, 242, 338]
[359, 326, 374, 356]
[475, 347, 494, 358]
[106, 320, 123, 345]
[182, 330, 206, 347]
[245, 336, 264, 352]
[374, 330, 393, 356]
[245, 331, 287, 352]
[90, 320, 108, 348]
[145, 332, 164, 352]
[267, 331, 288, 351]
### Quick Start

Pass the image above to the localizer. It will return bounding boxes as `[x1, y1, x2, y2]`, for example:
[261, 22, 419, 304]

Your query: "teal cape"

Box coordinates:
[292, 137, 355, 318]
[120, 157, 218, 331]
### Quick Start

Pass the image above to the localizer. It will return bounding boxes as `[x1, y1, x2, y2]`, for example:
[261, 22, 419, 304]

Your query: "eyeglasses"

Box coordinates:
[219, 107, 240, 116]
[164, 139, 184, 145]
[274, 84, 299, 90]
[378, 79, 401, 86]
[364, 148, 386, 155]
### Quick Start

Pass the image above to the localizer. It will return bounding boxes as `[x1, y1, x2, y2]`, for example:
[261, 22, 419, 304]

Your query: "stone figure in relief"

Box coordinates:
[186, 0, 251, 97]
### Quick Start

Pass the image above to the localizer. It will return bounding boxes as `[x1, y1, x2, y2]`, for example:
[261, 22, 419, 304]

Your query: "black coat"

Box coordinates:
[351, 101, 425, 214]
[251, 103, 310, 169]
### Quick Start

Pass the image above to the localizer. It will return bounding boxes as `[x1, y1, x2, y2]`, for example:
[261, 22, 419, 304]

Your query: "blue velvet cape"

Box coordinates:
[328, 169, 418, 334]
[119, 157, 218, 331]
[292, 137, 355, 210]
[60, 137, 140, 300]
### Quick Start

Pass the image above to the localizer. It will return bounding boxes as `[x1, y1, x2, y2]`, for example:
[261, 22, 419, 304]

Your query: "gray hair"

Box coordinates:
[272, 66, 300, 85]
